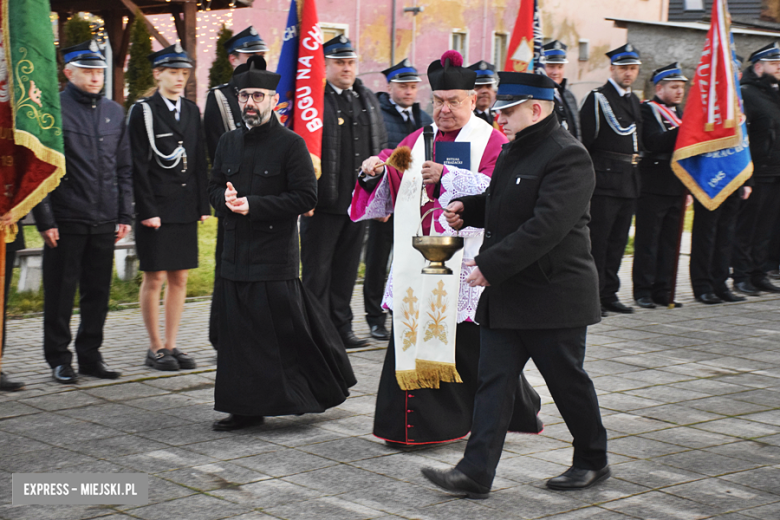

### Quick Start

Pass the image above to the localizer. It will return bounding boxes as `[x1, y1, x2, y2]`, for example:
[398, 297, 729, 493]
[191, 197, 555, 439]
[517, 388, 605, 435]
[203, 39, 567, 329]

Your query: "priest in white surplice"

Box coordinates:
[350, 50, 542, 448]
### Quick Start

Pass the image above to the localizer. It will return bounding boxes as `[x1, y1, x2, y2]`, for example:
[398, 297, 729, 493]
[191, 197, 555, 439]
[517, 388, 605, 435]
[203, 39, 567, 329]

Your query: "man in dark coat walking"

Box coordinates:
[203, 26, 268, 352]
[632, 63, 691, 308]
[363, 59, 432, 340]
[208, 56, 355, 431]
[300, 36, 387, 348]
[423, 72, 608, 498]
[580, 44, 643, 315]
[731, 43, 780, 296]
[33, 41, 133, 384]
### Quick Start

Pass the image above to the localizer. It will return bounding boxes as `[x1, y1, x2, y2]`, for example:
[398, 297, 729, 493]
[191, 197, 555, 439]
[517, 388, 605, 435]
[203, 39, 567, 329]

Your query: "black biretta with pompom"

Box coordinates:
[427, 51, 477, 91]
[233, 55, 281, 90]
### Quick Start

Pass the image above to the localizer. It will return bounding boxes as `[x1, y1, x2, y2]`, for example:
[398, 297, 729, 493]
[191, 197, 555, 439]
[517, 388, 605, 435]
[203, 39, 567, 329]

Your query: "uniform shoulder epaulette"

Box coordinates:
[208, 83, 230, 91]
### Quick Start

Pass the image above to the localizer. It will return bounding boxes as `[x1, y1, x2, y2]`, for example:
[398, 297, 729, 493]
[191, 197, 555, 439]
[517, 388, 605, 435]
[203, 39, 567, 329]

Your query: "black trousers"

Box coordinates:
[456, 325, 607, 488]
[42, 232, 115, 369]
[632, 193, 685, 300]
[3, 247, 15, 352]
[363, 217, 393, 328]
[690, 192, 740, 296]
[731, 181, 780, 284]
[300, 212, 366, 336]
[209, 218, 225, 350]
[588, 195, 635, 303]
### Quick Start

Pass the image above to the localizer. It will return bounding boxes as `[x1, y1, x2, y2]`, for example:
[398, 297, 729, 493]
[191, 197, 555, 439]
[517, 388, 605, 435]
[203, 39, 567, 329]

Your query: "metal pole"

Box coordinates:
[667, 193, 689, 309]
[391, 0, 397, 65]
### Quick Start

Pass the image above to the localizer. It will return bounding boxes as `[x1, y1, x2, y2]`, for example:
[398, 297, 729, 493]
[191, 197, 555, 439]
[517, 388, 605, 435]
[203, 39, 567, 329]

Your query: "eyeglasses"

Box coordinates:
[238, 91, 266, 103]
[432, 97, 468, 110]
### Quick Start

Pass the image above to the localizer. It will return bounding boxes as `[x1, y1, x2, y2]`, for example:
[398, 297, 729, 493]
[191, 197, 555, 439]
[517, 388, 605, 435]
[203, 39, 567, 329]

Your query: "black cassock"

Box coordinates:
[374, 323, 543, 446]
[209, 117, 356, 417]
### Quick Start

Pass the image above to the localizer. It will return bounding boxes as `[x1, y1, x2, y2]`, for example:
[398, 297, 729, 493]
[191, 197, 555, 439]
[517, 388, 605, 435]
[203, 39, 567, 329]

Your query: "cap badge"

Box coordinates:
[479, 61, 487, 70]
[250, 26, 258, 35]
[339, 35, 347, 43]
[626, 44, 633, 52]
[174, 42, 184, 54]
[403, 58, 411, 67]
[554, 41, 562, 50]
[89, 40, 99, 52]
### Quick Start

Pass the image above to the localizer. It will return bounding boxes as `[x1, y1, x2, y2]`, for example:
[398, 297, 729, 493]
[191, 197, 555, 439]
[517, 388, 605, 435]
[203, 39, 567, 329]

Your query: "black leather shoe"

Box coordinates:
[0, 372, 25, 391]
[753, 278, 780, 293]
[634, 297, 656, 309]
[145, 349, 180, 371]
[546, 465, 611, 490]
[601, 301, 634, 314]
[370, 324, 390, 340]
[341, 331, 369, 349]
[601, 306, 608, 317]
[52, 365, 78, 384]
[715, 290, 746, 302]
[79, 362, 121, 380]
[695, 292, 723, 304]
[171, 348, 197, 369]
[212, 414, 264, 431]
[734, 281, 760, 296]
[768, 269, 780, 280]
[421, 467, 490, 499]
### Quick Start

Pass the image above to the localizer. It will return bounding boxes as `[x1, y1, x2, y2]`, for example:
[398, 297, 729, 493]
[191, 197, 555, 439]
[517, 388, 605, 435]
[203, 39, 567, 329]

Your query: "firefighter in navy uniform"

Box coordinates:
[580, 44, 643, 315]
[128, 44, 210, 372]
[541, 40, 580, 140]
[468, 61, 497, 127]
[203, 26, 267, 352]
[632, 63, 689, 309]
[731, 43, 780, 296]
[299, 35, 387, 349]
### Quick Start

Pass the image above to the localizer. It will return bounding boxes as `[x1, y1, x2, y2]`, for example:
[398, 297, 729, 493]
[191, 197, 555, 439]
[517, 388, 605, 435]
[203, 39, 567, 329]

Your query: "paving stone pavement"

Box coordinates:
[0, 255, 779, 519]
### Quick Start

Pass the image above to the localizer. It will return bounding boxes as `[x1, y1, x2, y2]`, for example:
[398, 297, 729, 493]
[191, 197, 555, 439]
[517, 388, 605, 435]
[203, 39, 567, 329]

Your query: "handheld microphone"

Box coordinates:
[423, 126, 433, 162]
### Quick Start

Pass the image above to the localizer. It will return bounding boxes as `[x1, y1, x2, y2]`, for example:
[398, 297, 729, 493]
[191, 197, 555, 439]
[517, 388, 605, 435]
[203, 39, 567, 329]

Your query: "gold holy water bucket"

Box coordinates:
[412, 208, 464, 275]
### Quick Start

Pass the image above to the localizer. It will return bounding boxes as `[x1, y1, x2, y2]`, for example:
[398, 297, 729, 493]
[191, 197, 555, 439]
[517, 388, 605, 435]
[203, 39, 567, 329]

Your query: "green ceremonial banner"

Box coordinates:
[0, 0, 65, 238]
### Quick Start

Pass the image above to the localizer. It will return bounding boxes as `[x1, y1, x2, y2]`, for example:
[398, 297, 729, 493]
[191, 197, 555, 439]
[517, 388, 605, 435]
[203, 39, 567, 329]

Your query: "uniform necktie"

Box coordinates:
[172, 106, 179, 121]
[402, 109, 414, 133]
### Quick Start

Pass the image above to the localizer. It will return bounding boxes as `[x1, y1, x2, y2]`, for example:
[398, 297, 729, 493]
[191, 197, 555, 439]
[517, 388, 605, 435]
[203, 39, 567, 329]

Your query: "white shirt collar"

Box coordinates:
[608, 78, 631, 97]
[161, 95, 182, 119]
[328, 82, 353, 95]
[389, 97, 414, 120]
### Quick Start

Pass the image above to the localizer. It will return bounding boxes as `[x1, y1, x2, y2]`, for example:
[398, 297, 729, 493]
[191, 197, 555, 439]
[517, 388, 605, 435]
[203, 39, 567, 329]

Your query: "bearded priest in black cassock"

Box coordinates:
[208, 56, 356, 431]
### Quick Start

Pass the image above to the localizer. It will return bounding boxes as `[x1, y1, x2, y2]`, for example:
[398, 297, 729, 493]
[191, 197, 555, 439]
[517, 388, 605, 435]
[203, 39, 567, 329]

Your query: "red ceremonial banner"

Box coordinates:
[504, 0, 535, 72]
[294, 0, 325, 177]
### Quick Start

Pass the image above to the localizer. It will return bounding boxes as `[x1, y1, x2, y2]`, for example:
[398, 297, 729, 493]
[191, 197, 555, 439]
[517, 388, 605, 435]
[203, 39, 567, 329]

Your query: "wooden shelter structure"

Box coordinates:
[49, 0, 253, 103]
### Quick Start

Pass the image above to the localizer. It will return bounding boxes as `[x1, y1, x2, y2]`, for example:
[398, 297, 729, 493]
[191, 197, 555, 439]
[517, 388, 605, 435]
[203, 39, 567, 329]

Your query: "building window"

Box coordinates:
[684, 0, 704, 10]
[578, 39, 589, 61]
[320, 23, 348, 43]
[451, 30, 468, 61]
[493, 32, 508, 68]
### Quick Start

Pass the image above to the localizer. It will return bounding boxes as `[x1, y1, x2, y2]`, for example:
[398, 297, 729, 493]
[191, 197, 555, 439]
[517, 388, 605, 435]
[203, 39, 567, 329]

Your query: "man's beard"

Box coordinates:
[242, 105, 270, 127]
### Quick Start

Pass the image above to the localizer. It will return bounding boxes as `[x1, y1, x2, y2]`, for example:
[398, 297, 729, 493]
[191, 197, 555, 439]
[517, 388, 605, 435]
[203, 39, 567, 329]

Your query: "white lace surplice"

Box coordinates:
[351, 166, 491, 324]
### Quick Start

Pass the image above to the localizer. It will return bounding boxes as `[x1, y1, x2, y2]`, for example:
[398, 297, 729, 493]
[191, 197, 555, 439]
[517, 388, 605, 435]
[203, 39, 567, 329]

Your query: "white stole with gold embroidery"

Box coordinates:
[392, 116, 492, 390]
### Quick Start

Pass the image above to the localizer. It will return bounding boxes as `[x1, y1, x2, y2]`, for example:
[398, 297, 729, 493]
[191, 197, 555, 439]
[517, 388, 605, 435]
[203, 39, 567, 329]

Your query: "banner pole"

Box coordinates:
[0, 226, 6, 374]
[667, 193, 688, 309]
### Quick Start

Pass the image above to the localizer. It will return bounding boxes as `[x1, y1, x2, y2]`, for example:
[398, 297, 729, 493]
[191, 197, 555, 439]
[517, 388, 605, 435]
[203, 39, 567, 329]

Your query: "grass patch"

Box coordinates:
[7, 218, 218, 317]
